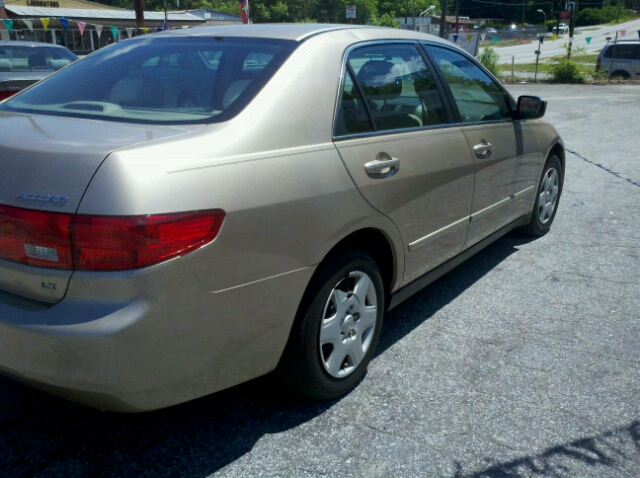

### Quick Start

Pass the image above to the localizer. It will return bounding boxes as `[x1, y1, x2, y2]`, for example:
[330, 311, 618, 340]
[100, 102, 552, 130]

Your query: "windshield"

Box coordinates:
[0, 45, 77, 72]
[0, 36, 297, 124]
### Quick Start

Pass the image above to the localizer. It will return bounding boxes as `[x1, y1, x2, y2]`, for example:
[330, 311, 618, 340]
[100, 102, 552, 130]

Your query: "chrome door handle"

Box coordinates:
[364, 158, 400, 174]
[473, 141, 493, 159]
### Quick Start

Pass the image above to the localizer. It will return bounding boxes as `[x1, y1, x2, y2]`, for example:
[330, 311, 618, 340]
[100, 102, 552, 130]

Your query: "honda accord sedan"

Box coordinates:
[0, 24, 564, 411]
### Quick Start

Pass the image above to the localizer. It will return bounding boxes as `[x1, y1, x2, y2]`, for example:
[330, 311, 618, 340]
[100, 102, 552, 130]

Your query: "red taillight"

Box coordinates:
[0, 205, 73, 269]
[596, 58, 601, 70]
[73, 210, 225, 271]
[0, 205, 224, 271]
[0, 90, 18, 101]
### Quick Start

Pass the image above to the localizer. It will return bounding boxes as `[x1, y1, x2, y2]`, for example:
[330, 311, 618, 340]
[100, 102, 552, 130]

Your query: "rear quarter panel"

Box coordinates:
[77, 33, 405, 294]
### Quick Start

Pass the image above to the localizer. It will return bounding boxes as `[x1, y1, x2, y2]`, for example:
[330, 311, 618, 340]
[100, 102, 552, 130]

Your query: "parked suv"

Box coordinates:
[596, 40, 640, 79]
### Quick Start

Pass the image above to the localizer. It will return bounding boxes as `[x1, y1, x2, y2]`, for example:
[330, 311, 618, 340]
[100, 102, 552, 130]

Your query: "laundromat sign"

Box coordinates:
[26, 0, 61, 6]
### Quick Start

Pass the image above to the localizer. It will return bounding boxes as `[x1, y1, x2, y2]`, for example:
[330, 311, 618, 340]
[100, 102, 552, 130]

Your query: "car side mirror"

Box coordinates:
[516, 95, 546, 119]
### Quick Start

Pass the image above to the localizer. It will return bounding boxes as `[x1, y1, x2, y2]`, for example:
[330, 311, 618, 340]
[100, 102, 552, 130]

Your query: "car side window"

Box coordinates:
[427, 46, 511, 123]
[343, 44, 447, 133]
[604, 44, 640, 60]
[335, 70, 374, 136]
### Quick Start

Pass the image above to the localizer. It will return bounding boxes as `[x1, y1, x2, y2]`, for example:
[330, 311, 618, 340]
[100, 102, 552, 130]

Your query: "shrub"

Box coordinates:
[369, 12, 400, 28]
[550, 57, 585, 83]
[477, 47, 500, 77]
[576, 6, 638, 26]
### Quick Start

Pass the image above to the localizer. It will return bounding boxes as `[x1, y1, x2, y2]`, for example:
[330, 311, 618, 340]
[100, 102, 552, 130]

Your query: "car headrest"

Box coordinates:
[356, 60, 402, 101]
[48, 59, 71, 70]
[110, 76, 164, 109]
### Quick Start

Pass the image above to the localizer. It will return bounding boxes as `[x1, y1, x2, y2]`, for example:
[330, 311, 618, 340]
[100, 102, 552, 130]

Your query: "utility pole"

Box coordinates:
[439, 0, 446, 37]
[567, 1, 577, 58]
[412, 0, 416, 31]
[455, 0, 459, 34]
[134, 0, 145, 27]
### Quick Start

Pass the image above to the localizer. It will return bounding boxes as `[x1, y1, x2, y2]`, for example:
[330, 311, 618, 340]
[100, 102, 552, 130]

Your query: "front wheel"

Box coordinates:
[276, 249, 385, 400]
[521, 155, 563, 236]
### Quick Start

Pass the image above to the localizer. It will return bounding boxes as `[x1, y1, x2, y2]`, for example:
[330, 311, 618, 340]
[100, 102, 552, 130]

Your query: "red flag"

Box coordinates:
[238, 0, 249, 24]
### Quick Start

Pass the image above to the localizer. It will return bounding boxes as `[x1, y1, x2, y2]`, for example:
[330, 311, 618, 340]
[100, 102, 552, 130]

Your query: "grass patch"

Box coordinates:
[571, 53, 598, 63]
[498, 55, 596, 77]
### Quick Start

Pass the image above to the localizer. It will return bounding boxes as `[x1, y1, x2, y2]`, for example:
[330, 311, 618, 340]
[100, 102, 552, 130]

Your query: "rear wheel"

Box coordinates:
[277, 249, 384, 400]
[521, 155, 563, 236]
[610, 70, 631, 80]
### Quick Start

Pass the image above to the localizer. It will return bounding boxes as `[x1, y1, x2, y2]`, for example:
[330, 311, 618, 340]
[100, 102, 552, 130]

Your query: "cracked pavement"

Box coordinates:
[0, 84, 639, 477]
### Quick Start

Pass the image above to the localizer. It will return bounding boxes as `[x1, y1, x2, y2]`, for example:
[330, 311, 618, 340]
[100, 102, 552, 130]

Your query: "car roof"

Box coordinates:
[150, 23, 453, 46]
[0, 41, 72, 49]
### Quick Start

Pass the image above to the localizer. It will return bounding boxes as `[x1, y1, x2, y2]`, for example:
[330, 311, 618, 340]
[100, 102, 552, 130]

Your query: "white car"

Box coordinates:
[553, 23, 569, 34]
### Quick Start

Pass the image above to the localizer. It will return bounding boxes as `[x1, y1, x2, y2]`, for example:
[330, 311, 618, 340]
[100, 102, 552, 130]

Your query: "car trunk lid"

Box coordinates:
[0, 111, 204, 303]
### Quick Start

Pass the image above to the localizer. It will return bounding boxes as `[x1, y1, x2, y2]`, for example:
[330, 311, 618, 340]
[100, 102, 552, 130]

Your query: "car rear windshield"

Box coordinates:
[0, 36, 297, 124]
[0, 46, 77, 72]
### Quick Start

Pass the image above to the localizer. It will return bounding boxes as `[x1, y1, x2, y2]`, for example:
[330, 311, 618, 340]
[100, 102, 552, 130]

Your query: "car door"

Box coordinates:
[425, 45, 531, 248]
[333, 42, 475, 286]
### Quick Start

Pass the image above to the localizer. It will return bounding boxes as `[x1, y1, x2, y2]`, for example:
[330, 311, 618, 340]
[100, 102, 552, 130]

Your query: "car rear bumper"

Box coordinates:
[0, 259, 313, 412]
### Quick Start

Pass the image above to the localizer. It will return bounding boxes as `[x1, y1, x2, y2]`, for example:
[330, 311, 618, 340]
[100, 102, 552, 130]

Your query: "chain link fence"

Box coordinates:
[8, 27, 146, 55]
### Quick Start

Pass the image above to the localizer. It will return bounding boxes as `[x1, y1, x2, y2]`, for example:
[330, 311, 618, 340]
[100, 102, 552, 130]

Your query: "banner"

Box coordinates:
[480, 33, 486, 41]
[126, 27, 133, 38]
[95, 24, 103, 37]
[586, 36, 592, 44]
[552, 33, 558, 41]
[110, 27, 118, 40]
[1, 19, 13, 35]
[41, 18, 50, 31]
[23, 20, 33, 31]
[448, 33, 480, 56]
[60, 17, 69, 31]
[521, 39, 528, 44]
[620, 30, 626, 37]
[77, 22, 86, 35]
[492, 37, 498, 44]
[141, 27, 148, 34]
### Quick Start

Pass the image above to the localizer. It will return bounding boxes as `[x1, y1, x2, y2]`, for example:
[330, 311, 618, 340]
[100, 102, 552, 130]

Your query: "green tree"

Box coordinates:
[370, 10, 400, 27]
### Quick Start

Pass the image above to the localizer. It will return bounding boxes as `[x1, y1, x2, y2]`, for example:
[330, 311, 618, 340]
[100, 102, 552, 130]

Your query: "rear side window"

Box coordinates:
[427, 46, 511, 123]
[0, 46, 77, 72]
[335, 70, 374, 136]
[603, 44, 640, 60]
[337, 43, 447, 135]
[1, 37, 297, 124]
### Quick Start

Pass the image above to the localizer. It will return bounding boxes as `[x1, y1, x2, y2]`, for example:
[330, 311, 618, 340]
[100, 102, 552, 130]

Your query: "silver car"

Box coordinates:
[0, 24, 564, 412]
[0, 41, 77, 101]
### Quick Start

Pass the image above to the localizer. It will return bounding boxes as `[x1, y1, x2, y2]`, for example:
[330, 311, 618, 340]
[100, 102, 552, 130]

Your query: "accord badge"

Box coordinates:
[16, 192, 68, 203]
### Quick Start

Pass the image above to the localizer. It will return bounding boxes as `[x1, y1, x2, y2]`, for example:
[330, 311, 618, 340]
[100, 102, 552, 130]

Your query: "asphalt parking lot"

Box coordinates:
[1, 83, 639, 478]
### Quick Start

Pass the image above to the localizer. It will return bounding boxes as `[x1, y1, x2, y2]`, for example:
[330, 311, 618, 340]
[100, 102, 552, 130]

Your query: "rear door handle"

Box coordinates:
[473, 141, 493, 159]
[364, 157, 400, 177]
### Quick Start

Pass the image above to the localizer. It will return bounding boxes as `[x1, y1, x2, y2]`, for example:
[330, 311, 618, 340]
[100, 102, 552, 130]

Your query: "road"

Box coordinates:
[0, 84, 639, 477]
[495, 19, 640, 64]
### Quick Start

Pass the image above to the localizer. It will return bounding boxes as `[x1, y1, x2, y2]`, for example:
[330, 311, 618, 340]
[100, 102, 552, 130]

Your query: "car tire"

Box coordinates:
[610, 70, 631, 80]
[276, 248, 385, 400]
[521, 155, 563, 236]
